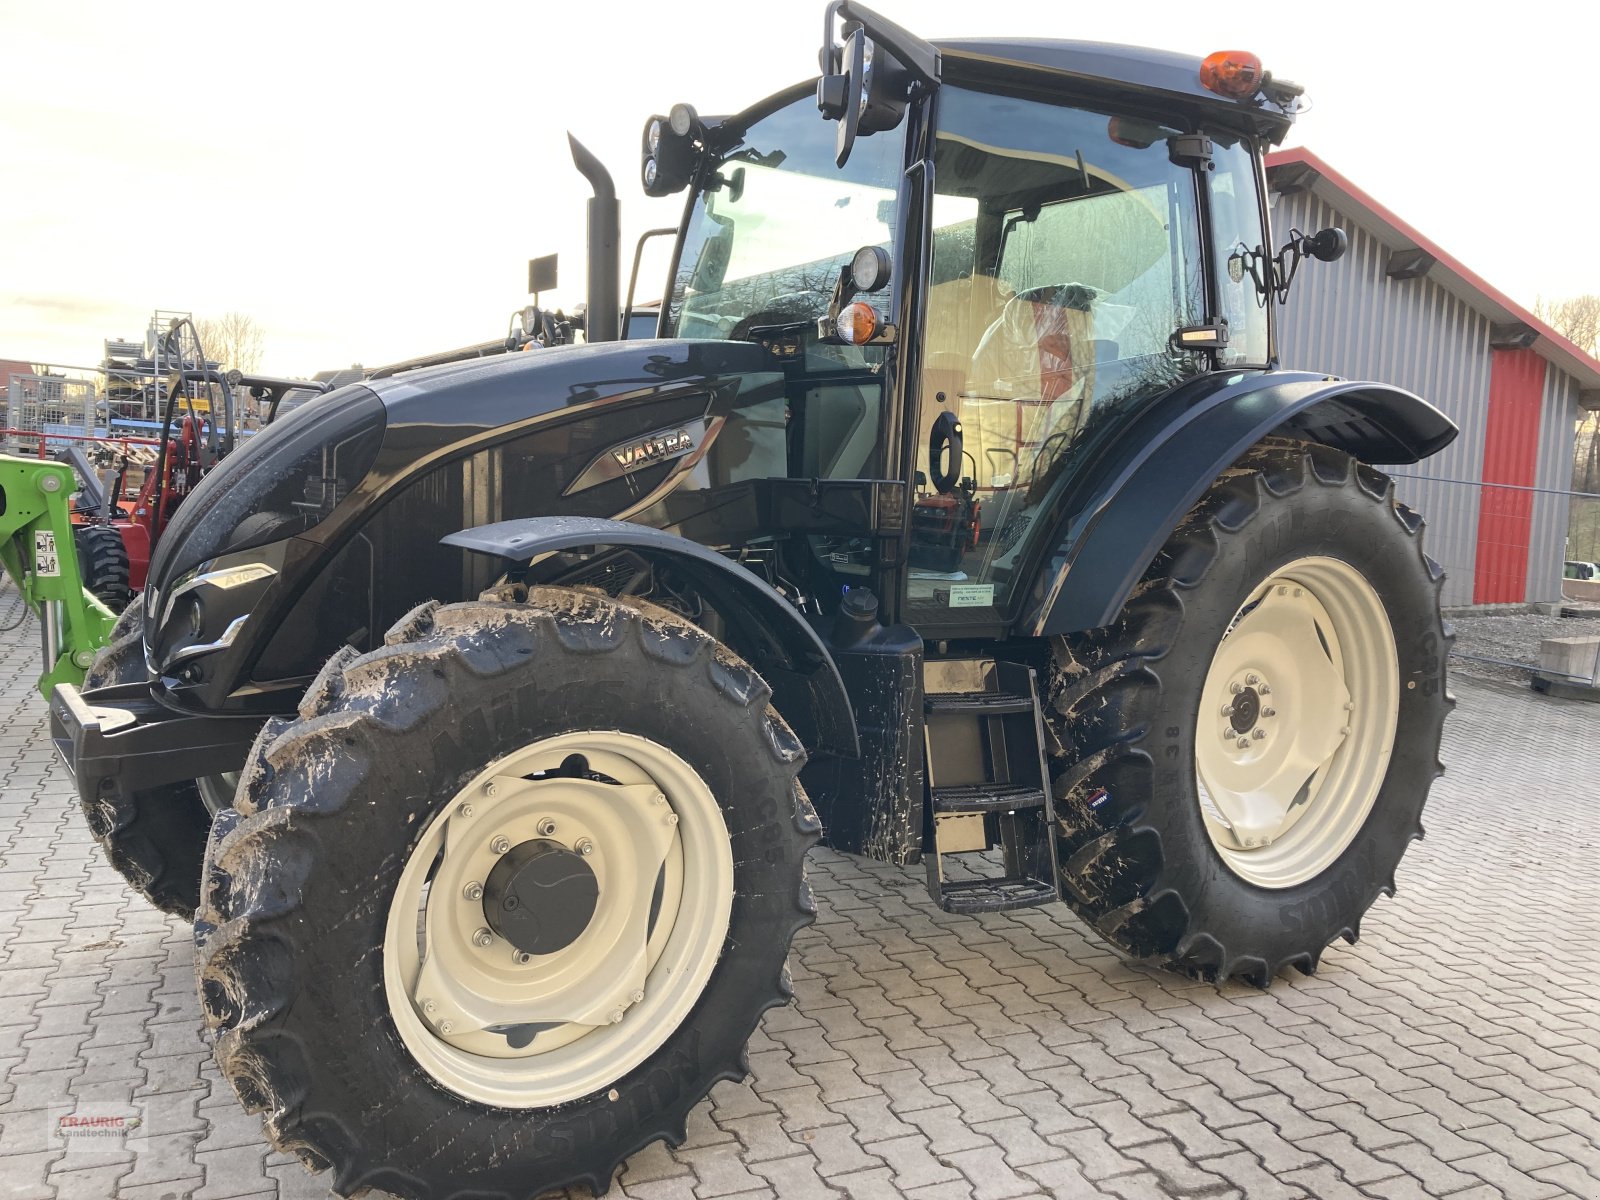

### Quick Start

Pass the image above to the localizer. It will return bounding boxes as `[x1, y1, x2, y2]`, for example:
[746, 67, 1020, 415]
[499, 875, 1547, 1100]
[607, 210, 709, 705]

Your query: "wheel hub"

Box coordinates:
[483, 839, 599, 956]
[1227, 684, 1262, 734]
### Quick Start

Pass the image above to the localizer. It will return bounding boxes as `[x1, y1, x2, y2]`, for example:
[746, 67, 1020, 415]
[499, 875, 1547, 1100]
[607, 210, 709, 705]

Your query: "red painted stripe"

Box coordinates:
[1473, 349, 1546, 604]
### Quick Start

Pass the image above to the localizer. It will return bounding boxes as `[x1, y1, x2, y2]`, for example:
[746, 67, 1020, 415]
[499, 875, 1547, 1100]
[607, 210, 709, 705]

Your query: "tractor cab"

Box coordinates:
[642, 2, 1326, 638]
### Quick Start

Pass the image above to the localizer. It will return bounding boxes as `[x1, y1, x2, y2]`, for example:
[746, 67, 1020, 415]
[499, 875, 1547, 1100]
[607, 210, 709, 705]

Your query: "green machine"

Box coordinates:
[0, 455, 119, 696]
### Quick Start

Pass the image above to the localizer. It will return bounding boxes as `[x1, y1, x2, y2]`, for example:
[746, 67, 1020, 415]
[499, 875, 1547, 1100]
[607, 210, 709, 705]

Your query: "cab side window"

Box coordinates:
[1208, 136, 1271, 367]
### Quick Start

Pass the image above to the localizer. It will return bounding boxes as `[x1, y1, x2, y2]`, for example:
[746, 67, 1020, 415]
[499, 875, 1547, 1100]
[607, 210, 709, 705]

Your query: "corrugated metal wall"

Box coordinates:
[1271, 188, 1490, 606]
[1531, 370, 1581, 602]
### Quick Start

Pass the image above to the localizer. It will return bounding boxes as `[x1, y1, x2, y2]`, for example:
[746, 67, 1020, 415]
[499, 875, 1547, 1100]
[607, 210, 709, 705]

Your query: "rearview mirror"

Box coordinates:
[1305, 227, 1348, 262]
[816, 1, 940, 167]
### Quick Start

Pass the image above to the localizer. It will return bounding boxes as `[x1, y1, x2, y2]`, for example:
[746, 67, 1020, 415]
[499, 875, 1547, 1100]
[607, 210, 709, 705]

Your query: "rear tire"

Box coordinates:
[1047, 442, 1451, 985]
[196, 587, 817, 1198]
[73, 524, 133, 611]
[79, 594, 219, 918]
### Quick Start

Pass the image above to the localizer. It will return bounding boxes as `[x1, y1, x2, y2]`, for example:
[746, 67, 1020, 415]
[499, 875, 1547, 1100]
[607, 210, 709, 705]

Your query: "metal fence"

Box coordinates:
[1387, 472, 1600, 690]
[3, 373, 96, 450]
[1387, 472, 1600, 611]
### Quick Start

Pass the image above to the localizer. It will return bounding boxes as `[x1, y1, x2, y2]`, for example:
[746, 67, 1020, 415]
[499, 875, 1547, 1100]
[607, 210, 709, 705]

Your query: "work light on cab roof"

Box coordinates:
[641, 103, 705, 197]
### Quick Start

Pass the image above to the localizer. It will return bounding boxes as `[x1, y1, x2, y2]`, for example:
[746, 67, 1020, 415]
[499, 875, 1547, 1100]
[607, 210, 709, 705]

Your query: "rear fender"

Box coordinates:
[443, 516, 859, 757]
[1026, 371, 1457, 636]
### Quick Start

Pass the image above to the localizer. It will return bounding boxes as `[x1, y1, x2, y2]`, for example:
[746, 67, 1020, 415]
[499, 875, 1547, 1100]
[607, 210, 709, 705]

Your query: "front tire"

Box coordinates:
[196, 587, 817, 1198]
[80, 594, 214, 917]
[74, 523, 132, 611]
[1047, 443, 1451, 985]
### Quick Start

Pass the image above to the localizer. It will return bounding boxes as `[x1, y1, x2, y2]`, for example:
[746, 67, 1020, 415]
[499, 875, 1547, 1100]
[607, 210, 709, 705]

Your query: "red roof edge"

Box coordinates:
[1265, 147, 1600, 394]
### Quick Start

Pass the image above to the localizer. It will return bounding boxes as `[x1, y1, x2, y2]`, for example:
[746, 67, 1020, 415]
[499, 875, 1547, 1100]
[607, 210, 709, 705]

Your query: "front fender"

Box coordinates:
[1027, 371, 1457, 636]
[443, 516, 859, 758]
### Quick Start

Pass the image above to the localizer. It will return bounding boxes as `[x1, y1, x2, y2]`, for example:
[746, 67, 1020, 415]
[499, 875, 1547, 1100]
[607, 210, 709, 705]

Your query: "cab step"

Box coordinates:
[922, 658, 1061, 915]
[930, 782, 1047, 814]
[940, 876, 1059, 914]
[925, 691, 1034, 716]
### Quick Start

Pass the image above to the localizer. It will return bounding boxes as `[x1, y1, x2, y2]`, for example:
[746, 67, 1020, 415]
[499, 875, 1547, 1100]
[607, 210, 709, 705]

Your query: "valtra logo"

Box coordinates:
[611, 429, 696, 471]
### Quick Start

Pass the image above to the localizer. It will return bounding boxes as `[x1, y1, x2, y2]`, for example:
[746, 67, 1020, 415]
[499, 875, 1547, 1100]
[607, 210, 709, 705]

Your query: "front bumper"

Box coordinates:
[50, 683, 265, 807]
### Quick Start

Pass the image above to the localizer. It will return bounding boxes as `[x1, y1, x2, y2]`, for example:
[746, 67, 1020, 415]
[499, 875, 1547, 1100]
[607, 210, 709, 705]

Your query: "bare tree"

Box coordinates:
[1534, 294, 1600, 557]
[1533, 294, 1600, 355]
[195, 312, 265, 374]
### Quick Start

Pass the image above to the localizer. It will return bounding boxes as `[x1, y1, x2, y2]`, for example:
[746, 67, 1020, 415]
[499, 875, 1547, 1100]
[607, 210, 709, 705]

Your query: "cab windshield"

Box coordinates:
[666, 92, 905, 340]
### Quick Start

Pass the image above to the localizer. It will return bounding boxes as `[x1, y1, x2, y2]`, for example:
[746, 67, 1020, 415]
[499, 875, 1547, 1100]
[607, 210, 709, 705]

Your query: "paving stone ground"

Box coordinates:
[0, 612, 1596, 1200]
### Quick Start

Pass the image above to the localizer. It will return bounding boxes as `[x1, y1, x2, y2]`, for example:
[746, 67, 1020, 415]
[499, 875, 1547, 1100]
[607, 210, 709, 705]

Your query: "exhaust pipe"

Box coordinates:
[568, 134, 620, 344]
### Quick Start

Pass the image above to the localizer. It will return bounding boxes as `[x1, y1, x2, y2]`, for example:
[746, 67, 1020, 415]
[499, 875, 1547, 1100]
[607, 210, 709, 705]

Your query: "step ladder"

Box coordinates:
[922, 658, 1061, 914]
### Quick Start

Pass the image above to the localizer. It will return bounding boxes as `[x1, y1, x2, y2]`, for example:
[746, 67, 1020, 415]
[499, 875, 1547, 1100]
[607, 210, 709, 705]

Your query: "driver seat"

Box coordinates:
[963, 283, 1100, 491]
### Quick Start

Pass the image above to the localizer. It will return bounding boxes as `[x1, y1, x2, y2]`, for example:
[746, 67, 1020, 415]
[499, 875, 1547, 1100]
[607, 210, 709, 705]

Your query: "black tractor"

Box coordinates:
[53, 4, 1455, 1196]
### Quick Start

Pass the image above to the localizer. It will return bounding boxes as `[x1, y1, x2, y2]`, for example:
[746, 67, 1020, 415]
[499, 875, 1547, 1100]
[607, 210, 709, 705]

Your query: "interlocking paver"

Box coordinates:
[1, 620, 1597, 1199]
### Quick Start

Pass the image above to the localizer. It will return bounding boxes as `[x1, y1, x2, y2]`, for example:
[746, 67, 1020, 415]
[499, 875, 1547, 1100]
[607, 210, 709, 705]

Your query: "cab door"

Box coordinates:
[905, 84, 1220, 636]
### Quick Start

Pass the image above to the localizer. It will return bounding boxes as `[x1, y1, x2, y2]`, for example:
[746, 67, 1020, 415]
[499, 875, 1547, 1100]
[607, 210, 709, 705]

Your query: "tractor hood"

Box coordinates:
[142, 338, 788, 709]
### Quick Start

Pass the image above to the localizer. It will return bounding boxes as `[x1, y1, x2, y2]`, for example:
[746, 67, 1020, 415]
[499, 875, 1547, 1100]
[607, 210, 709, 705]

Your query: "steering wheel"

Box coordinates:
[727, 294, 818, 342]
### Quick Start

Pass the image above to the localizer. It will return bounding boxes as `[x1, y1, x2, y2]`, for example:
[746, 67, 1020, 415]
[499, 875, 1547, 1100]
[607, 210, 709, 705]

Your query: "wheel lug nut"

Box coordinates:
[485, 782, 498, 797]
[537, 818, 557, 837]
[609, 1008, 625, 1024]
[422, 999, 436, 1014]
[473, 927, 494, 948]
[664, 813, 679, 827]
[652, 792, 667, 805]
[1277, 586, 1288, 596]
[1246, 673, 1260, 685]
[1252, 728, 1266, 740]
[514, 951, 532, 965]
[576, 838, 595, 856]
[1259, 684, 1271, 695]
[463, 881, 484, 901]
[1236, 737, 1250, 749]
[439, 1020, 454, 1035]
[458, 803, 475, 819]
[1230, 682, 1244, 694]
[631, 989, 645, 1004]
[490, 835, 511, 855]
[1263, 708, 1276, 718]
[1221, 704, 1235, 717]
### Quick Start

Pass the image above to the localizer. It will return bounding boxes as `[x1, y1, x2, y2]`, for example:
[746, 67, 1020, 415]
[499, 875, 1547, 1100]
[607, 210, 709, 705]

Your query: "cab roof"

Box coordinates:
[934, 38, 1297, 143]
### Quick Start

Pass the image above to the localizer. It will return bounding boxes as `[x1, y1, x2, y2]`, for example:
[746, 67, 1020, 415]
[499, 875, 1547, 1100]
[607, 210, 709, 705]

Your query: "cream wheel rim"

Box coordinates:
[1194, 556, 1399, 889]
[382, 731, 733, 1107]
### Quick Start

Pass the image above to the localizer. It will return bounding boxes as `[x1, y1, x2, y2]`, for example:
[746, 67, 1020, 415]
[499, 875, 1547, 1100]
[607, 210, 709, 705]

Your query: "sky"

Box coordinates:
[4, 0, 1598, 379]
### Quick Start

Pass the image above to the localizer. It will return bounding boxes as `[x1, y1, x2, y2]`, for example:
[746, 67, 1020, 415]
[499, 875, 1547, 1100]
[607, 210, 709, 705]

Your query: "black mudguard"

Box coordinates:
[443, 516, 859, 758]
[1023, 370, 1457, 636]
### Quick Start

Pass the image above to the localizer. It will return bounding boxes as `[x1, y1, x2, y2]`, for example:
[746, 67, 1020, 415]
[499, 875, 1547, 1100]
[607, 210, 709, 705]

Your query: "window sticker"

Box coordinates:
[948, 583, 995, 608]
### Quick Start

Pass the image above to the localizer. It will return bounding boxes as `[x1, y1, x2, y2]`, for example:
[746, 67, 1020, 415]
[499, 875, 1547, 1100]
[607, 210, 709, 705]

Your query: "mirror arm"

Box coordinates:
[1267, 226, 1345, 305]
[837, 0, 941, 87]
